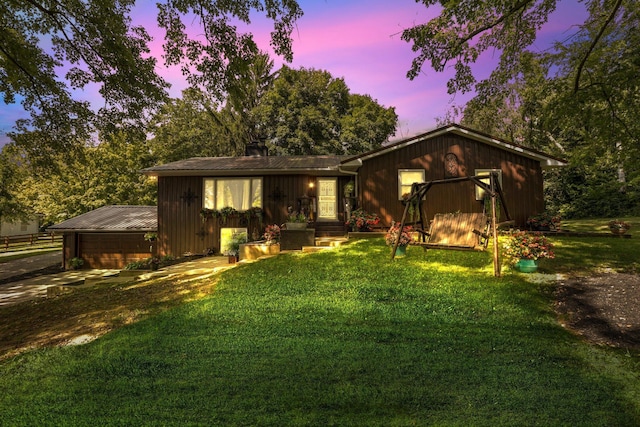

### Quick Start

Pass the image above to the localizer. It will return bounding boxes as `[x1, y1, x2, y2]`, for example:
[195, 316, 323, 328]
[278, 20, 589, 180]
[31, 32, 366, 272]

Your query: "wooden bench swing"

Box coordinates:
[390, 172, 512, 277]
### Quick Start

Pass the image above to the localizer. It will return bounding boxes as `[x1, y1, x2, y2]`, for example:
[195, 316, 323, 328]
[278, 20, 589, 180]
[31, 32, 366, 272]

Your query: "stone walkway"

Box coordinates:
[0, 253, 233, 307]
[0, 251, 62, 281]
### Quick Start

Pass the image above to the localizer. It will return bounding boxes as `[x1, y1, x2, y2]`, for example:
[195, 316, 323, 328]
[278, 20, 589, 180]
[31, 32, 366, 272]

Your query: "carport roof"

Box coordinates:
[47, 205, 157, 233]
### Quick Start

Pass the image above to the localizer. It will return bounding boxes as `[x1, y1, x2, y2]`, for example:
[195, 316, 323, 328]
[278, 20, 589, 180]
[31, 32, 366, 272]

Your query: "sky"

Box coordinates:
[0, 0, 586, 146]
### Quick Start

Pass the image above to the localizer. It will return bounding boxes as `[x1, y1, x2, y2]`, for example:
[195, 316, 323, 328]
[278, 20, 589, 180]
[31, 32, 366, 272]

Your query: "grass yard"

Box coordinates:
[1, 237, 640, 425]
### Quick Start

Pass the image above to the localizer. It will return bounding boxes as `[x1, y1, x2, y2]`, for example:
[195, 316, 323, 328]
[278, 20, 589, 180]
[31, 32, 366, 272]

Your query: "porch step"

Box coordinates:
[313, 221, 347, 237]
[302, 246, 333, 253]
[315, 237, 348, 247]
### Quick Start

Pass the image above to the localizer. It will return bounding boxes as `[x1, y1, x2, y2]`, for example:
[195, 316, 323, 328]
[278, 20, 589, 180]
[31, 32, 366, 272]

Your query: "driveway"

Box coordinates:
[0, 251, 62, 281]
[0, 251, 120, 307]
[0, 252, 233, 307]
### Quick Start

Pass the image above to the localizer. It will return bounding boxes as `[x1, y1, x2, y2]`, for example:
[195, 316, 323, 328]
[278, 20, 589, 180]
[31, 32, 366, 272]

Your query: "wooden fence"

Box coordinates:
[1, 233, 62, 252]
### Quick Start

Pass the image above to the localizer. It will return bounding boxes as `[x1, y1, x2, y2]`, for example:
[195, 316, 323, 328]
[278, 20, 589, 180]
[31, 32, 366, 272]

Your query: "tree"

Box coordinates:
[340, 94, 399, 154]
[15, 131, 157, 224]
[149, 88, 237, 163]
[0, 146, 27, 222]
[257, 66, 397, 155]
[444, 3, 640, 218]
[1, 0, 302, 160]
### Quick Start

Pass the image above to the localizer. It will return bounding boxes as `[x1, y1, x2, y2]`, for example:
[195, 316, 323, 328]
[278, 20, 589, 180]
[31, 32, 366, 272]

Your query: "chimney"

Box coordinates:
[244, 140, 268, 157]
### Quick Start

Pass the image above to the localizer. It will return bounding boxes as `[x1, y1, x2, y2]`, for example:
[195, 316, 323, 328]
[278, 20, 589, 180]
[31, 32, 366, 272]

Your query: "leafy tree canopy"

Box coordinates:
[257, 66, 397, 155]
[0, 0, 302, 161]
[13, 131, 157, 225]
[402, 0, 631, 96]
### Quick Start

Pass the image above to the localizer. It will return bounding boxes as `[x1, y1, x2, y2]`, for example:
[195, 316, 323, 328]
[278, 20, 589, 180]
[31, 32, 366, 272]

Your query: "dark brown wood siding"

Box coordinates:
[157, 174, 351, 257]
[357, 134, 544, 227]
[78, 232, 154, 269]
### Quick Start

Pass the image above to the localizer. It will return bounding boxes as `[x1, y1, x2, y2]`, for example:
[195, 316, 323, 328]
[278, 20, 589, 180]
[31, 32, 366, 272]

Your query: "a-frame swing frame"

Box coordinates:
[391, 172, 511, 277]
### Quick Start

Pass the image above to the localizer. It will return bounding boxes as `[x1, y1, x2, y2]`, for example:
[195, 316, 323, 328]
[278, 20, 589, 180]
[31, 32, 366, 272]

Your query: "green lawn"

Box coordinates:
[561, 216, 639, 233]
[1, 237, 639, 425]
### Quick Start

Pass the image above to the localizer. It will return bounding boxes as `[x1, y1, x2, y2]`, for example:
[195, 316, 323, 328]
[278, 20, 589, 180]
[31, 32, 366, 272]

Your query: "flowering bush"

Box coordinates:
[346, 208, 380, 231]
[263, 224, 281, 244]
[502, 230, 555, 262]
[385, 223, 414, 247]
[526, 212, 561, 231]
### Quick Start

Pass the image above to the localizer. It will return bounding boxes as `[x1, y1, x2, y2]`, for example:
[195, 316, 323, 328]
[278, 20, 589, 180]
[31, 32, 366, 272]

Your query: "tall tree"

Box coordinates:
[257, 66, 397, 155]
[0, 146, 27, 222]
[149, 88, 236, 163]
[15, 131, 157, 224]
[1, 0, 302, 161]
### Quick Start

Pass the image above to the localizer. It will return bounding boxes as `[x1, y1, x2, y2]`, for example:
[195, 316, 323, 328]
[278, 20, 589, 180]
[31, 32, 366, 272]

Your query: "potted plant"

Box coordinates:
[144, 232, 157, 242]
[285, 211, 307, 230]
[218, 206, 238, 225]
[344, 180, 355, 197]
[263, 224, 281, 244]
[608, 219, 631, 235]
[346, 208, 380, 232]
[502, 230, 555, 272]
[526, 212, 561, 231]
[224, 231, 248, 263]
[385, 222, 414, 256]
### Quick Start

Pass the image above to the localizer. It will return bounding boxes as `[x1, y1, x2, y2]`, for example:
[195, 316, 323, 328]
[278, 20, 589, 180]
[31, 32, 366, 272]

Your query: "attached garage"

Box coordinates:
[48, 205, 157, 270]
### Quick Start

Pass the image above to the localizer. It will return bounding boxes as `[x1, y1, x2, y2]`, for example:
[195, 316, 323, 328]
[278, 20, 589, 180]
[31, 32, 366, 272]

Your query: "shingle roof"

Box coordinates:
[47, 205, 157, 232]
[141, 155, 352, 177]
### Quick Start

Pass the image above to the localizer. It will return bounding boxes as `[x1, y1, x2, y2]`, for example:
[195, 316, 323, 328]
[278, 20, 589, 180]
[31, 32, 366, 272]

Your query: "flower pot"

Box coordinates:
[394, 245, 407, 257]
[610, 227, 629, 235]
[515, 259, 538, 273]
[228, 255, 238, 264]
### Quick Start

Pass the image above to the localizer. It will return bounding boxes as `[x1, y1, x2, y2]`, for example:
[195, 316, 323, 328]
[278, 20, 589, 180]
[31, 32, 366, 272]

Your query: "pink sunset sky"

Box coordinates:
[0, 0, 586, 146]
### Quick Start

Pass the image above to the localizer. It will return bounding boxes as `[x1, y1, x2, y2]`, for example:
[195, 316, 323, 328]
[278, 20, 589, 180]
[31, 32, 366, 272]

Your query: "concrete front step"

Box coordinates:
[302, 246, 333, 253]
[314, 237, 348, 247]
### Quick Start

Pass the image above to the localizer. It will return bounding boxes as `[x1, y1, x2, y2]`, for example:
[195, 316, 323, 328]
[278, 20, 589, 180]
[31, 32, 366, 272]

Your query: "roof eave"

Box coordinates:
[47, 227, 157, 233]
[142, 167, 353, 177]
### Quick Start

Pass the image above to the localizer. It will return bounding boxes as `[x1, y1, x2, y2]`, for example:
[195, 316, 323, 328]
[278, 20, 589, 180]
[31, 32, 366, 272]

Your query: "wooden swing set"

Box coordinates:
[390, 172, 512, 277]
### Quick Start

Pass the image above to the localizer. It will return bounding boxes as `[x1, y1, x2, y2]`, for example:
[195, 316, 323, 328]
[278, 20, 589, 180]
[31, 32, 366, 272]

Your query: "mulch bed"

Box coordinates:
[555, 272, 640, 350]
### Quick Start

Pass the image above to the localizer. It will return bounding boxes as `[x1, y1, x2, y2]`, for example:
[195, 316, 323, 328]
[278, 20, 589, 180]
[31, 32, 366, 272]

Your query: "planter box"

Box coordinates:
[239, 242, 281, 261]
[281, 229, 315, 250]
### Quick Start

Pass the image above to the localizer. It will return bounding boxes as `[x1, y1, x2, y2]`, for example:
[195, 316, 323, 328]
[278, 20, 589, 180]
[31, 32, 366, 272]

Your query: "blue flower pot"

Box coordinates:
[516, 259, 538, 273]
[395, 245, 407, 257]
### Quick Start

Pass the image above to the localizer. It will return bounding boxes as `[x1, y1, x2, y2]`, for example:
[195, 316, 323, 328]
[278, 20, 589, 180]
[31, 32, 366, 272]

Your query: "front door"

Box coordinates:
[317, 178, 337, 221]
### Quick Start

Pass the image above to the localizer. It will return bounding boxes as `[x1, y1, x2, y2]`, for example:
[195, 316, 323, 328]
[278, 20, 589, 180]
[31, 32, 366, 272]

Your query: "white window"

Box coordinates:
[203, 178, 262, 210]
[474, 169, 503, 200]
[398, 169, 425, 199]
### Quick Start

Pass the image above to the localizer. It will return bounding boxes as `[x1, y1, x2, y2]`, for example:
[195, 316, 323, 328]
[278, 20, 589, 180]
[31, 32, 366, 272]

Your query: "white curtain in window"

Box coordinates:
[204, 178, 263, 210]
[204, 179, 215, 209]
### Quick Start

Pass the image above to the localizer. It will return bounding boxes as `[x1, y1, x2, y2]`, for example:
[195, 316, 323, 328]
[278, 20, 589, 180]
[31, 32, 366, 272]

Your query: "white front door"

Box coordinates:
[317, 178, 337, 221]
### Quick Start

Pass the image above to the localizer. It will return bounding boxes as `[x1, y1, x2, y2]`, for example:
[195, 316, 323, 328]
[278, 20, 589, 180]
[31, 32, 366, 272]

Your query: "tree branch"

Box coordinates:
[574, 0, 623, 93]
[460, 0, 533, 44]
[0, 40, 58, 125]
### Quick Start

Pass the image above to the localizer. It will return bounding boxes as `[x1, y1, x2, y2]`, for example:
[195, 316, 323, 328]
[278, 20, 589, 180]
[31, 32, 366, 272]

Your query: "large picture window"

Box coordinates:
[398, 169, 425, 199]
[203, 178, 262, 210]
